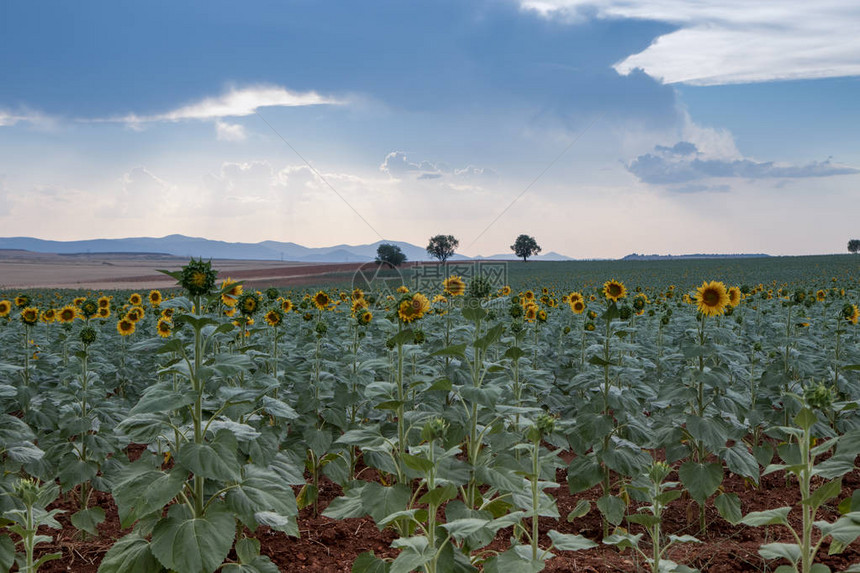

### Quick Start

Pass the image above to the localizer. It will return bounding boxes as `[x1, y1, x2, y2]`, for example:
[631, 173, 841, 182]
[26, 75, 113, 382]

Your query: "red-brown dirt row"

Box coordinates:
[33, 456, 860, 573]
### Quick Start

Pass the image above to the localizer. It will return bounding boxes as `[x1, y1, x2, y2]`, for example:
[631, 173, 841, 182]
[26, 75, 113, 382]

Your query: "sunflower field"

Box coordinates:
[2, 256, 860, 573]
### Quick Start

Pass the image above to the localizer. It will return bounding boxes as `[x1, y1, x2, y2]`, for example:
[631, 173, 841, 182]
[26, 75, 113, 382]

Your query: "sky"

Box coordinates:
[1, 1, 859, 259]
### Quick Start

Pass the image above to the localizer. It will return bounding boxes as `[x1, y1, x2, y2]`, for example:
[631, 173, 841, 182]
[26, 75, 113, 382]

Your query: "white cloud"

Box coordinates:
[0, 108, 57, 129]
[520, 0, 860, 85]
[215, 121, 247, 142]
[380, 151, 497, 182]
[115, 85, 342, 124]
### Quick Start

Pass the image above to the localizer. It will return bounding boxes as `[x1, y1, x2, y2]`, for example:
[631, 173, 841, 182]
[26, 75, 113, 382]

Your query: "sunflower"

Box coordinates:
[237, 292, 261, 316]
[0, 300, 11, 318]
[432, 294, 447, 304]
[352, 288, 365, 301]
[568, 292, 583, 304]
[523, 290, 535, 301]
[220, 278, 243, 307]
[500, 285, 512, 296]
[20, 307, 39, 325]
[57, 305, 78, 324]
[397, 293, 430, 323]
[72, 296, 85, 307]
[154, 317, 172, 337]
[178, 258, 217, 296]
[524, 304, 537, 322]
[351, 299, 368, 315]
[358, 310, 373, 326]
[264, 309, 283, 327]
[79, 299, 98, 319]
[816, 290, 826, 302]
[127, 293, 141, 306]
[126, 306, 144, 323]
[148, 290, 163, 307]
[727, 287, 741, 307]
[41, 309, 56, 323]
[15, 295, 30, 308]
[281, 299, 293, 314]
[97, 307, 110, 319]
[537, 309, 548, 323]
[570, 299, 586, 314]
[224, 307, 237, 317]
[396, 285, 410, 294]
[844, 304, 859, 325]
[98, 295, 111, 309]
[694, 281, 730, 317]
[603, 279, 627, 302]
[443, 275, 466, 297]
[117, 318, 136, 336]
[312, 291, 331, 311]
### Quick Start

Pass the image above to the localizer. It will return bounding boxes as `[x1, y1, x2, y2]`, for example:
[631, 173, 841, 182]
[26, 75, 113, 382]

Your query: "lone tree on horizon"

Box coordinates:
[511, 234, 541, 262]
[849, 239, 860, 254]
[426, 235, 459, 263]
[375, 243, 407, 266]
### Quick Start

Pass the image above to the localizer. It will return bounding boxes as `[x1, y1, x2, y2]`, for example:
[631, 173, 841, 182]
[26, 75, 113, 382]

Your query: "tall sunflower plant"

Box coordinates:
[100, 259, 304, 573]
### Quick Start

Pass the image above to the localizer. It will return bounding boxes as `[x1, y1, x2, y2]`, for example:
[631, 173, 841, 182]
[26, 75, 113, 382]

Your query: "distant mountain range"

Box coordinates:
[0, 235, 574, 262]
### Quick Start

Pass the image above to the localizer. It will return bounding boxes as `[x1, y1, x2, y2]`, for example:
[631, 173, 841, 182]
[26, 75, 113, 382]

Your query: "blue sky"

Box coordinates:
[1, 0, 858, 257]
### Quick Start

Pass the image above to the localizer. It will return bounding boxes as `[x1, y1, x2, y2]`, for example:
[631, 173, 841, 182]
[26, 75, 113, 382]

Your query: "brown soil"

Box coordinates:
[31, 451, 860, 573]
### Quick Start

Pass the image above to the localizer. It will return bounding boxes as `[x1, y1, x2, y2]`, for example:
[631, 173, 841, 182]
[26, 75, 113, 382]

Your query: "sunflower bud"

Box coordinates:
[179, 258, 217, 297]
[80, 326, 97, 346]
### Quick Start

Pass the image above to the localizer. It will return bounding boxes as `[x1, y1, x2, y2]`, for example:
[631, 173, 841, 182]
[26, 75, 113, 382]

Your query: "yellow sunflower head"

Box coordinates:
[603, 279, 627, 302]
[816, 289, 826, 302]
[351, 299, 368, 315]
[281, 299, 293, 314]
[117, 318, 136, 336]
[21, 306, 40, 325]
[570, 299, 586, 314]
[312, 291, 331, 311]
[264, 309, 283, 327]
[97, 307, 110, 319]
[397, 293, 430, 323]
[129, 293, 142, 306]
[73, 296, 86, 307]
[41, 309, 56, 323]
[524, 305, 537, 322]
[443, 275, 466, 297]
[358, 310, 373, 326]
[57, 305, 78, 324]
[15, 294, 30, 308]
[237, 292, 261, 316]
[0, 300, 12, 317]
[726, 287, 741, 307]
[220, 278, 243, 307]
[156, 317, 173, 338]
[352, 288, 365, 301]
[149, 290, 163, 307]
[127, 306, 144, 323]
[568, 292, 583, 304]
[524, 290, 535, 301]
[500, 285, 512, 296]
[98, 295, 111, 309]
[694, 281, 730, 317]
[396, 285, 410, 294]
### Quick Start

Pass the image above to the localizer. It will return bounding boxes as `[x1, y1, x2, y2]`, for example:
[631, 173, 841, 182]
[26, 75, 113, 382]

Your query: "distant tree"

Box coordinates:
[426, 235, 459, 263]
[375, 243, 407, 266]
[849, 239, 860, 254]
[511, 234, 541, 262]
